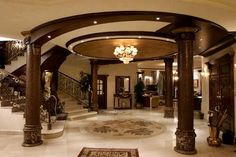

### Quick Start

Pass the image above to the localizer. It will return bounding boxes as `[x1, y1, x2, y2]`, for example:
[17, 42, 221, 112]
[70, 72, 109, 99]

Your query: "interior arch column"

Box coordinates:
[173, 27, 198, 154]
[22, 35, 43, 147]
[164, 57, 174, 118]
[90, 59, 98, 111]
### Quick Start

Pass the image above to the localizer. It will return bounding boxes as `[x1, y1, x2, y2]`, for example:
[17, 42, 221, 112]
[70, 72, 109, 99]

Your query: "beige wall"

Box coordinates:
[193, 69, 201, 93]
[60, 57, 138, 109]
[201, 44, 236, 133]
[59, 55, 91, 80]
[98, 63, 138, 109]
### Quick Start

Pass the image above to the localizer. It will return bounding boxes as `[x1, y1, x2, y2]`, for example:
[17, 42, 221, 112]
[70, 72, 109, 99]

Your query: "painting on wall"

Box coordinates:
[194, 79, 198, 88]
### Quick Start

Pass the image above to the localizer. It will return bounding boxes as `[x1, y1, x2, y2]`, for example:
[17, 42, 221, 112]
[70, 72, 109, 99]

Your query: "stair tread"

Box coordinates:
[65, 106, 83, 111]
[67, 108, 88, 113]
[58, 91, 94, 120]
[68, 112, 97, 118]
[68, 112, 97, 120]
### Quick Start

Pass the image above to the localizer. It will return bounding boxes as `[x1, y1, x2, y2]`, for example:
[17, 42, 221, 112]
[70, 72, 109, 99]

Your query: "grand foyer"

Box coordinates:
[0, 0, 236, 157]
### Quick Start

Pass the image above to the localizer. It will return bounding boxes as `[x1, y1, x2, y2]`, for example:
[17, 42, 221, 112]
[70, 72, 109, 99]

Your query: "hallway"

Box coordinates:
[0, 109, 235, 157]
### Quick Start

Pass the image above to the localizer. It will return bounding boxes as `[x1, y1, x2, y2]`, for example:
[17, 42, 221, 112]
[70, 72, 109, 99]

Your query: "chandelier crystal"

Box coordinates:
[113, 45, 138, 64]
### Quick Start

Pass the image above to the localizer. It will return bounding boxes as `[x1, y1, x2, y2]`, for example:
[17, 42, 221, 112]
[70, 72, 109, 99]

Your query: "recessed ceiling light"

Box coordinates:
[93, 20, 97, 24]
[80, 40, 84, 43]
[47, 35, 51, 39]
[106, 36, 109, 39]
[138, 36, 142, 39]
[156, 17, 160, 20]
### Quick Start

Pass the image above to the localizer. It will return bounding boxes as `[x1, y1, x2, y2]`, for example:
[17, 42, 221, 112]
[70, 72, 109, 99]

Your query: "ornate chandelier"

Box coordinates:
[113, 45, 138, 64]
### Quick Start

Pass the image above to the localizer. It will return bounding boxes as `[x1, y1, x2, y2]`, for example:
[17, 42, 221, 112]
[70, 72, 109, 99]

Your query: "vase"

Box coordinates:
[207, 126, 221, 147]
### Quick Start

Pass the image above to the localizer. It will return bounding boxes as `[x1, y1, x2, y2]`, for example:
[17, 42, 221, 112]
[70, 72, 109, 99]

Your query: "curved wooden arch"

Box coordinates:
[23, 11, 228, 46]
[65, 31, 175, 48]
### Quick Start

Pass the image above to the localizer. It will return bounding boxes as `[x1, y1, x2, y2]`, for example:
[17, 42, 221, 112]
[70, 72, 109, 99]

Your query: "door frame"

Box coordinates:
[97, 75, 108, 109]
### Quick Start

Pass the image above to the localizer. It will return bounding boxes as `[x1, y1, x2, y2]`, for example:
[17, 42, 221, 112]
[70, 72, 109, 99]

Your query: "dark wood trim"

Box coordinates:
[74, 52, 177, 63]
[23, 11, 227, 47]
[208, 54, 235, 134]
[66, 31, 175, 48]
[90, 59, 98, 111]
[200, 34, 236, 57]
[164, 58, 174, 118]
[97, 75, 108, 109]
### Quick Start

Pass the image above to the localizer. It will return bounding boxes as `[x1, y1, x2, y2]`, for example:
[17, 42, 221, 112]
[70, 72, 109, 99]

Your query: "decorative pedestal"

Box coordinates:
[22, 125, 43, 147]
[164, 107, 174, 118]
[174, 129, 197, 154]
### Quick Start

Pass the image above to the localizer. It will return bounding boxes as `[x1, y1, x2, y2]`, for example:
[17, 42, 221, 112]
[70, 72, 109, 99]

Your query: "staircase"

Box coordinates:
[58, 91, 97, 120]
[3, 41, 55, 73]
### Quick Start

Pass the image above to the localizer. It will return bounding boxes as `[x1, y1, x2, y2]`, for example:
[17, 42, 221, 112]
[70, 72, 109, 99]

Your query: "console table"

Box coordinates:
[143, 95, 160, 109]
[113, 93, 132, 109]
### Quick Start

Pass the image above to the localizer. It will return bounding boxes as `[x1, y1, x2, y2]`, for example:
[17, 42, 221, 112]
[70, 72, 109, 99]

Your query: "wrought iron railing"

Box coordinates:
[1, 40, 26, 65]
[0, 69, 26, 112]
[57, 72, 89, 106]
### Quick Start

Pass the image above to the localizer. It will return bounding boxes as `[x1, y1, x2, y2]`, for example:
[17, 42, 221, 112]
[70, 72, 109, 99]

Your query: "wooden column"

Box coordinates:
[22, 36, 43, 147]
[164, 58, 174, 118]
[173, 27, 198, 154]
[90, 60, 98, 111]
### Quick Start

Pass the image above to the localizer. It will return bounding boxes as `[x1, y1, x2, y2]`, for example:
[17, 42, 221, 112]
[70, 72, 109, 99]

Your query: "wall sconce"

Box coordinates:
[200, 71, 209, 77]
[200, 65, 209, 78]
[173, 76, 179, 80]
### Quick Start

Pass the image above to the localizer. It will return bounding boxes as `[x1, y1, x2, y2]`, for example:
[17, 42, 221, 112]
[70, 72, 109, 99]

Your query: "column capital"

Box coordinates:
[172, 26, 199, 41]
[24, 36, 31, 45]
[164, 57, 174, 64]
[22, 31, 42, 47]
[90, 59, 98, 64]
[172, 26, 199, 34]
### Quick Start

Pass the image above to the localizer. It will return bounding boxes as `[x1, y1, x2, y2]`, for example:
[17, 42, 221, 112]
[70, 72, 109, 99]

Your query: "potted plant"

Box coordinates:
[134, 78, 145, 108]
[79, 72, 91, 99]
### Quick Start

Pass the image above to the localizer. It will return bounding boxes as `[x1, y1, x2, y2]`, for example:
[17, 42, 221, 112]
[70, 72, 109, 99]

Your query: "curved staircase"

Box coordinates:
[58, 91, 97, 120]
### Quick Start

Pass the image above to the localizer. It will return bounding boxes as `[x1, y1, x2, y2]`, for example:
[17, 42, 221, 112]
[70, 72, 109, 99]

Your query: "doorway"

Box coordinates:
[209, 54, 234, 134]
[97, 75, 108, 109]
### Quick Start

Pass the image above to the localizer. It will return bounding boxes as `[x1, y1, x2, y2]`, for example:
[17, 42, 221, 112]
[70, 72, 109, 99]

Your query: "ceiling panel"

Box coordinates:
[73, 38, 177, 60]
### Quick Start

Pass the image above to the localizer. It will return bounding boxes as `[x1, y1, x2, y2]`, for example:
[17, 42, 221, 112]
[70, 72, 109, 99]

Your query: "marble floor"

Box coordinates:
[0, 109, 235, 157]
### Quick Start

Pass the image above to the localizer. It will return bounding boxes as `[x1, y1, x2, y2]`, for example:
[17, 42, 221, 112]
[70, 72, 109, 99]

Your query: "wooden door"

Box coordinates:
[209, 54, 234, 133]
[97, 75, 108, 109]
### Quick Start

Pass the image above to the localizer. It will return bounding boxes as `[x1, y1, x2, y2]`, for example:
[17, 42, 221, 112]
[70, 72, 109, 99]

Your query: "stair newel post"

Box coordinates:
[22, 34, 43, 147]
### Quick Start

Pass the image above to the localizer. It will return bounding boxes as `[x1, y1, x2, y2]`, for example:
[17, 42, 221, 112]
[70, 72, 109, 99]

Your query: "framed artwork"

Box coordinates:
[194, 79, 198, 88]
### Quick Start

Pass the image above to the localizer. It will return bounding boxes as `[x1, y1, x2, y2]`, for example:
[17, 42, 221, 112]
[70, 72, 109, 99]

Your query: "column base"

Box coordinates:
[90, 106, 98, 112]
[164, 107, 174, 118]
[174, 128, 197, 154]
[22, 124, 43, 147]
[90, 102, 99, 112]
